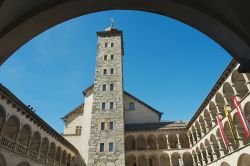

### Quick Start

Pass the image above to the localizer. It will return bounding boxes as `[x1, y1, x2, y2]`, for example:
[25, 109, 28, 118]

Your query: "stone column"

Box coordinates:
[170, 157, 173, 166]
[176, 134, 181, 148]
[204, 118, 211, 132]
[243, 73, 250, 91]
[215, 103, 224, 119]
[188, 134, 193, 147]
[216, 137, 225, 157]
[192, 155, 197, 166]
[165, 135, 170, 149]
[232, 84, 241, 100]
[196, 153, 202, 166]
[195, 128, 201, 140]
[210, 144, 218, 161]
[191, 131, 197, 144]
[156, 135, 159, 149]
[223, 94, 231, 108]
[136, 155, 139, 166]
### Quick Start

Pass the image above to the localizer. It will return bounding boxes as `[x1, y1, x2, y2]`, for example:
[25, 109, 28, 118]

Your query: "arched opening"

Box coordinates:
[224, 121, 239, 150]
[216, 129, 229, 155]
[209, 101, 218, 124]
[221, 162, 231, 166]
[195, 121, 202, 139]
[2, 115, 20, 140]
[0, 105, 6, 133]
[222, 82, 235, 108]
[215, 93, 226, 117]
[168, 134, 178, 149]
[136, 135, 146, 150]
[199, 115, 207, 134]
[188, 131, 194, 147]
[232, 70, 249, 98]
[200, 143, 208, 164]
[205, 139, 214, 162]
[48, 142, 56, 164]
[55, 147, 62, 163]
[126, 155, 136, 166]
[160, 154, 170, 166]
[29, 131, 41, 159]
[196, 147, 203, 165]
[61, 150, 67, 164]
[204, 109, 213, 130]
[0, 152, 7, 166]
[158, 134, 168, 149]
[210, 134, 221, 159]
[148, 154, 159, 166]
[67, 153, 72, 166]
[237, 153, 250, 166]
[18, 124, 31, 146]
[179, 133, 190, 148]
[39, 137, 49, 163]
[171, 152, 181, 166]
[125, 135, 135, 151]
[16, 162, 31, 166]
[233, 113, 250, 145]
[138, 154, 147, 166]
[192, 151, 198, 166]
[147, 134, 157, 149]
[244, 102, 250, 124]
[183, 152, 193, 166]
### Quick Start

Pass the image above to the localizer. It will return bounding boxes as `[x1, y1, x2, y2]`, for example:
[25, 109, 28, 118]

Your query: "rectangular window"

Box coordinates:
[110, 84, 114, 91]
[105, 43, 108, 47]
[100, 143, 104, 152]
[110, 102, 113, 109]
[109, 142, 113, 152]
[109, 122, 113, 130]
[110, 68, 114, 74]
[129, 103, 135, 110]
[103, 69, 107, 75]
[111, 55, 114, 60]
[104, 55, 107, 60]
[102, 84, 106, 91]
[111, 43, 114, 47]
[101, 122, 105, 130]
[75, 126, 82, 135]
[101, 102, 106, 110]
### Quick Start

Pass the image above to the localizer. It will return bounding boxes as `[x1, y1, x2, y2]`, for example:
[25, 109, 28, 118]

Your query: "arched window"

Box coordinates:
[2, 116, 20, 140]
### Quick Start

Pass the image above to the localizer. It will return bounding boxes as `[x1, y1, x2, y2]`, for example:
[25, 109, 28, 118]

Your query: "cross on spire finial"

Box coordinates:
[111, 18, 115, 27]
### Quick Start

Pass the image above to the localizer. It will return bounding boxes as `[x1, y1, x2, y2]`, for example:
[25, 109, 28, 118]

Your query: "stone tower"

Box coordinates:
[87, 26, 125, 166]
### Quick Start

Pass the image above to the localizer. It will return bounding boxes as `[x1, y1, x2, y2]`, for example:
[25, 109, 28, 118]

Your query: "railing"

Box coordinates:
[39, 153, 47, 164]
[15, 143, 28, 156]
[0, 135, 15, 151]
[47, 158, 54, 166]
[28, 149, 39, 160]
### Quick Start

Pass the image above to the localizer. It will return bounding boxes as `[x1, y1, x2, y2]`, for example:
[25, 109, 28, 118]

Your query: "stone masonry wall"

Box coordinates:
[88, 30, 125, 166]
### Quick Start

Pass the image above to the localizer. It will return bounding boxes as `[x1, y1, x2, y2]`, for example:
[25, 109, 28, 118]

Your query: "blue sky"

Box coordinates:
[0, 10, 231, 133]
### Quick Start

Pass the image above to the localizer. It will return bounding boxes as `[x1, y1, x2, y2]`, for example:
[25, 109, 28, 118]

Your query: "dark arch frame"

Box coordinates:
[0, 1, 250, 72]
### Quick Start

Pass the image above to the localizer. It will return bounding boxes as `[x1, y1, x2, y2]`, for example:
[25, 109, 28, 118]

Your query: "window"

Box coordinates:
[104, 43, 108, 47]
[110, 84, 114, 91]
[109, 122, 114, 130]
[102, 84, 106, 91]
[104, 55, 107, 60]
[129, 103, 135, 110]
[111, 55, 114, 60]
[101, 102, 106, 110]
[110, 102, 114, 110]
[109, 142, 113, 152]
[111, 42, 114, 47]
[101, 122, 105, 130]
[75, 126, 82, 135]
[100, 143, 104, 152]
[110, 68, 114, 74]
[103, 69, 107, 75]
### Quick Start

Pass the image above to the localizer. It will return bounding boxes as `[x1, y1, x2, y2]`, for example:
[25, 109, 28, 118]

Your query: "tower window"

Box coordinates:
[109, 142, 114, 152]
[110, 84, 114, 91]
[103, 69, 107, 75]
[101, 122, 105, 130]
[75, 126, 82, 135]
[100, 143, 104, 152]
[104, 43, 108, 47]
[101, 102, 106, 110]
[111, 55, 114, 60]
[110, 68, 114, 74]
[110, 102, 114, 109]
[104, 55, 107, 60]
[129, 103, 135, 110]
[109, 122, 114, 130]
[102, 84, 107, 91]
[111, 42, 114, 47]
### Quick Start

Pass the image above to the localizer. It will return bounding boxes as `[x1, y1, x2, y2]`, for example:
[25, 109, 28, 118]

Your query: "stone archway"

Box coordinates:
[0, 1, 250, 72]
[237, 153, 250, 166]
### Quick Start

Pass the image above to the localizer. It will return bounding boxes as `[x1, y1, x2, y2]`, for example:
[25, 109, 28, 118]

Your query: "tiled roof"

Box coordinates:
[61, 103, 84, 120]
[125, 121, 188, 131]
